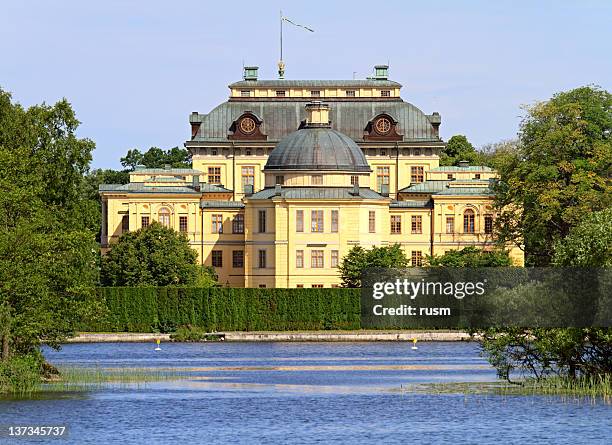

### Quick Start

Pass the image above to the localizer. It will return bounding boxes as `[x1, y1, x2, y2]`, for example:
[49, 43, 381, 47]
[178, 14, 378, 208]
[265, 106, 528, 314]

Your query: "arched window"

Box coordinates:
[158, 207, 171, 227]
[463, 209, 475, 233]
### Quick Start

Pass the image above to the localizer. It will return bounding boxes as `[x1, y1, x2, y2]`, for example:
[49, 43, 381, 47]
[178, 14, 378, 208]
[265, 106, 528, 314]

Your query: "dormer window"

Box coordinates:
[276, 90, 286, 97]
[381, 90, 391, 97]
[246, 149, 252, 156]
[414, 148, 421, 156]
[310, 90, 320, 97]
[380, 149, 386, 156]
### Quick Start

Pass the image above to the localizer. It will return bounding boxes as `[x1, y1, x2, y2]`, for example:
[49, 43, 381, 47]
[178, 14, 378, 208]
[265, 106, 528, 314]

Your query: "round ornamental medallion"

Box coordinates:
[240, 117, 256, 134]
[375, 117, 391, 134]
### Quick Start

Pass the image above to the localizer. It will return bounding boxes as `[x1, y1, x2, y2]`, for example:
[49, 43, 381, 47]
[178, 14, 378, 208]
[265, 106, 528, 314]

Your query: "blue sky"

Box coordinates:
[1, 0, 610, 169]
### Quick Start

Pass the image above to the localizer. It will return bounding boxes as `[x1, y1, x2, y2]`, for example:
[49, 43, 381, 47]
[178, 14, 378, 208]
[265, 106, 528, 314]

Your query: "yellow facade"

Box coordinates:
[100, 67, 524, 287]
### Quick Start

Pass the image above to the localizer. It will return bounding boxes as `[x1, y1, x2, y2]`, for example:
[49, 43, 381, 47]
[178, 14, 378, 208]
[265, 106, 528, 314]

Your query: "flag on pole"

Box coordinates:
[282, 16, 314, 32]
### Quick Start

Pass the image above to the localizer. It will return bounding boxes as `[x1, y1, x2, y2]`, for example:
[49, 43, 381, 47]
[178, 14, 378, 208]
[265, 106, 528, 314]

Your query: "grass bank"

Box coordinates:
[408, 375, 612, 401]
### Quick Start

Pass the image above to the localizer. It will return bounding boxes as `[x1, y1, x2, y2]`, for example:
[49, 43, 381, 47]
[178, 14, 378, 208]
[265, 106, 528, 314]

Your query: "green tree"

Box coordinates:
[553, 208, 612, 267]
[428, 247, 512, 267]
[440, 135, 484, 166]
[494, 86, 612, 265]
[339, 244, 408, 288]
[101, 222, 199, 286]
[0, 88, 100, 368]
[120, 146, 191, 170]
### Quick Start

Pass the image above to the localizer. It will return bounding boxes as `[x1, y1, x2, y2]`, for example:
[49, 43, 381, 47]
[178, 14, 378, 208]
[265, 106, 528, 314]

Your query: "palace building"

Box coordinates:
[100, 65, 524, 288]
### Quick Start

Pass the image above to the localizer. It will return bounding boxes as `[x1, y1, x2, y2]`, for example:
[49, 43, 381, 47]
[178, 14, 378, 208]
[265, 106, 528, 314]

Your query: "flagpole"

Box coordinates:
[278, 10, 285, 79]
[280, 10, 283, 62]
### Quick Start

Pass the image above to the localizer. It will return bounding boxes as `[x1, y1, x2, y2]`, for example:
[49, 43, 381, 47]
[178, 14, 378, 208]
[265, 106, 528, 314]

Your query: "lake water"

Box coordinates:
[1, 342, 610, 444]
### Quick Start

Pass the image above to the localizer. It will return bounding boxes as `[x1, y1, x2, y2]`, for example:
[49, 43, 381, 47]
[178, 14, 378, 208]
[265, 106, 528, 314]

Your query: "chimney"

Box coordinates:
[429, 112, 441, 137]
[190, 112, 201, 139]
[349, 183, 360, 196]
[305, 101, 330, 127]
[274, 184, 282, 196]
[458, 160, 470, 168]
[374, 65, 389, 80]
[192, 175, 200, 191]
[243, 66, 258, 81]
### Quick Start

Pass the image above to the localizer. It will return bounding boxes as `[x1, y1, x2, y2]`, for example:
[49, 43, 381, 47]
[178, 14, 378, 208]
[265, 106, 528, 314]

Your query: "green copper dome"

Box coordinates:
[265, 127, 370, 172]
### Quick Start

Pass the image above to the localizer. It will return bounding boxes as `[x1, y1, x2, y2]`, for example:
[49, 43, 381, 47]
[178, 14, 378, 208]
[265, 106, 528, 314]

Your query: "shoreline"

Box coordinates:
[67, 331, 472, 343]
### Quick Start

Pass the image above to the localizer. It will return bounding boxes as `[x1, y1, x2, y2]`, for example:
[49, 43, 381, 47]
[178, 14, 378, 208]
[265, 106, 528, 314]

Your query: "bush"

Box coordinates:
[170, 325, 207, 342]
[83, 287, 361, 333]
[0, 354, 42, 395]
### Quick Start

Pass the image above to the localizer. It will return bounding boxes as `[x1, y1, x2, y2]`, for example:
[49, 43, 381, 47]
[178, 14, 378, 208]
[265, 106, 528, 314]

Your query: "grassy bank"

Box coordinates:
[1, 364, 185, 397]
[410, 375, 612, 401]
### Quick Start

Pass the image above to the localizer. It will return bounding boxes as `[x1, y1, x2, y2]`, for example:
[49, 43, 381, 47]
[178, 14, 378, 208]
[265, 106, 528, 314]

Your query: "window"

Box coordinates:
[232, 250, 244, 268]
[258, 210, 266, 233]
[245, 149, 252, 156]
[464, 209, 475, 233]
[296, 284, 304, 288]
[446, 216, 455, 234]
[411, 166, 424, 183]
[275, 175, 284, 185]
[141, 216, 149, 228]
[208, 167, 221, 184]
[241, 166, 255, 191]
[331, 284, 340, 288]
[296, 210, 304, 232]
[179, 216, 188, 233]
[331, 250, 339, 268]
[345, 90, 356, 97]
[381, 90, 391, 97]
[212, 250, 222, 267]
[391, 215, 402, 234]
[258, 249, 267, 268]
[475, 174, 481, 180]
[311, 210, 324, 232]
[211, 149, 218, 156]
[331, 210, 339, 233]
[232, 214, 244, 234]
[121, 214, 129, 232]
[369, 211, 376, 233]
[447, 174, 454, 180]
[212, 214, 223, 234]
[158, 208, 170, 227]
[350, 175, 359, 186]
[380, 149, 386, 156]
[377, 166, 390, 193]
[311, 175, 323, 185]
[296, 250, 304, 268]
[414, 148, 421, 156]
[484, 214, 494, 234]
[312, 284, 324, 288]
[311, 250, 324, 268]
[411, 215, 423, 234]
[240, 90, 251, 97]
[411, 251, 423, 267]
[310, 90, 320, 97]
[276, 90, 286, 97]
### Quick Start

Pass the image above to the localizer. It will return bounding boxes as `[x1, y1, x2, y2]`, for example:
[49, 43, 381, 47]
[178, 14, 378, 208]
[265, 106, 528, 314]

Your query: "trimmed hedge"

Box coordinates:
[85, 287, 361, 332]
